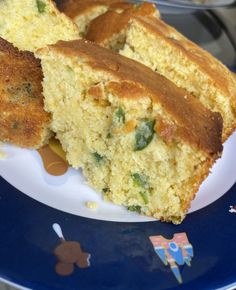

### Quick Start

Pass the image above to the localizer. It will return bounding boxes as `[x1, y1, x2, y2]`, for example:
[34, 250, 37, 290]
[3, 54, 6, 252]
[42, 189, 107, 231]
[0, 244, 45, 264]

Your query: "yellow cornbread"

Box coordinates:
[85, 8, 236, 141]
[120, 17, 236, 141]
[58, 0, 132, 36]
[0, 0, 80, 52]
[86, 2, 159, 50]
[37, 39, 223, 224]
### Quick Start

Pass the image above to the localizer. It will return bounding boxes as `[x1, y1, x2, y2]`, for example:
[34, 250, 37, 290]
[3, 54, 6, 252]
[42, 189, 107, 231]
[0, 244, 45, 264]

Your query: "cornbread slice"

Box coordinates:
[58, 0, 133, 36]
[0, 38, 51, 148]
[86, 10, 236, 140]
[86, 2, 159, 50]
[0, 0, 79, 52]
[120, 17, 236, 141]
[37, 39, 223, 223]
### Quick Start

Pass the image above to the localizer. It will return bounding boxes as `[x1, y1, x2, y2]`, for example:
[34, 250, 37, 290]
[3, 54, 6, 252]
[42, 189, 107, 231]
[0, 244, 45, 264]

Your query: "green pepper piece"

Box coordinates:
[139, 191, 149, 204]
[127, 205, 141, 213]
[12, 122, 19, 129]
[134, 120, 155, 151]
[92, 152, 104, 164]
[36, 0, 46, 13]
[115, 107, 125, 123]
[102, 187, 110, 193]
[106, 132, 113, 139]
[131, 173, 148, 189]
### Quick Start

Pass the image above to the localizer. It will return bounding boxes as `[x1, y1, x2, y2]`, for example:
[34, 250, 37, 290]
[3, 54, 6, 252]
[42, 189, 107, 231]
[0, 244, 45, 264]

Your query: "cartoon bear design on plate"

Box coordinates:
[52, 223, 91, 276]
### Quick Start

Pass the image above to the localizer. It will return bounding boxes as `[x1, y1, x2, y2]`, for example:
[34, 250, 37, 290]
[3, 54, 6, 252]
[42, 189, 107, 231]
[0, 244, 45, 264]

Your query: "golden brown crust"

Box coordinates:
[86, 3, 158, 44]
[58, 0, 128, 19]
[0, 38, 51, 148]
[133, 16, 236, 106]
[40, 39, 223, 155]
[107, 81, 147, 99]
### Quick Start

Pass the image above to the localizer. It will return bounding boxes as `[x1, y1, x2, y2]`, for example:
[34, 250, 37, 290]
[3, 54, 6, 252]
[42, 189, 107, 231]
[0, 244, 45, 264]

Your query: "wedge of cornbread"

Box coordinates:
[58, 0, 134, 36]
[86, 2, 160, 50]
[86, 10, 236, 140]
[37, 39, 223, 224]
[120, 17, 236, 141]
[0, 0, 80, 52]
[0, 38, 51, 148]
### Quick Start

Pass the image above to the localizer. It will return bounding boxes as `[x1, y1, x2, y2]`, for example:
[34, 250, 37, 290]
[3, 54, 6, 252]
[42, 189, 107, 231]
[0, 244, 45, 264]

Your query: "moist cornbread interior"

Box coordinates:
[85, 8, 236, 141]
[120, 17, 236, 141]
[58, 0, 133, 36]
[37, 39, 223, 224]
[0, 38, 51, 148]
[0, 0, 80, 52]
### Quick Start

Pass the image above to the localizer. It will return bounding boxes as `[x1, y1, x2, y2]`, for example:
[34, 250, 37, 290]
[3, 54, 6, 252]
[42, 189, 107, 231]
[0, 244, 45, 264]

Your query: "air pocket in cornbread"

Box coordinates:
[0, 38, 51, 148]
[0, 0, 80, 52]
[37, 39, 223, 224]
[58, 0, 133, 36]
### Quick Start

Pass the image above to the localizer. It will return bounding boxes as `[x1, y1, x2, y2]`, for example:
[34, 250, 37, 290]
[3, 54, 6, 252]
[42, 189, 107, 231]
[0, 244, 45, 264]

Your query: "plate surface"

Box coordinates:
[0, 8, 236, 290]
[0, 167, 236, 290]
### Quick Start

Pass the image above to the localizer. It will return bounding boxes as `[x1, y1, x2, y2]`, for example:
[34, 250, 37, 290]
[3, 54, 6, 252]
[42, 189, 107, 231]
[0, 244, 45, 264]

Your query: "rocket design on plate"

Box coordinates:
[52, 223, 91, 276]
[149, 233, 193, 283]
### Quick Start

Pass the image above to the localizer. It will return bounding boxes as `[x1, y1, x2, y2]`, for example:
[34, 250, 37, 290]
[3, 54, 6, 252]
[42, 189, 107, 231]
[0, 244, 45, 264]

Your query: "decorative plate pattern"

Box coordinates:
[0, 176, 236, 290]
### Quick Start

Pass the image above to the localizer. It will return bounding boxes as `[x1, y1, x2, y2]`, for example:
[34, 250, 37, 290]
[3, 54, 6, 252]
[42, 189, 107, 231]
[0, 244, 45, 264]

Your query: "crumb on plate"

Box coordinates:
[85, 201, 98, 209]
[0, 150, 7, 159]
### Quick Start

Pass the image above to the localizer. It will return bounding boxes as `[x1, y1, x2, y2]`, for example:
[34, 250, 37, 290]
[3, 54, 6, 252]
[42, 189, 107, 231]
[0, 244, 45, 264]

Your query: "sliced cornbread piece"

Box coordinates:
[58, 0, 133, 36]
[86, 2, 159, 50]
[118, 17, 236, 141]
[0, 38, 51, 148]
[0, 0, 79, 52]
[37, 39, 223, 223]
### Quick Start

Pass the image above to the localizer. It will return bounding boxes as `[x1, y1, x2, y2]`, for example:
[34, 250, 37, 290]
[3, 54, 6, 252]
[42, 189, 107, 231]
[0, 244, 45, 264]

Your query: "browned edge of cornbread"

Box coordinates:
[0, 37, 51, 148]
[42, 39, 223, 156]
[58, 0, 133, 19]
[86, 2, 159, 45]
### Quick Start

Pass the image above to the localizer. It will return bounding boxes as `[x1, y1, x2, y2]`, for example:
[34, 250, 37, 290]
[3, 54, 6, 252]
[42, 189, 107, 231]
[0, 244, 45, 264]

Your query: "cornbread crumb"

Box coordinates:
[85, 201, 98, 209]
[0, 150, 7, 159]
[0, 0, 80, 52]
[37, 39, 223, 224]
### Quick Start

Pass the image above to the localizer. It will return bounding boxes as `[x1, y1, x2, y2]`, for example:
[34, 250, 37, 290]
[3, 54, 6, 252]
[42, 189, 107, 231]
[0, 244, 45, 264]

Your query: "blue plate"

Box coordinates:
[0, 8, 236, 290]
[0, 176, 236, 290]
